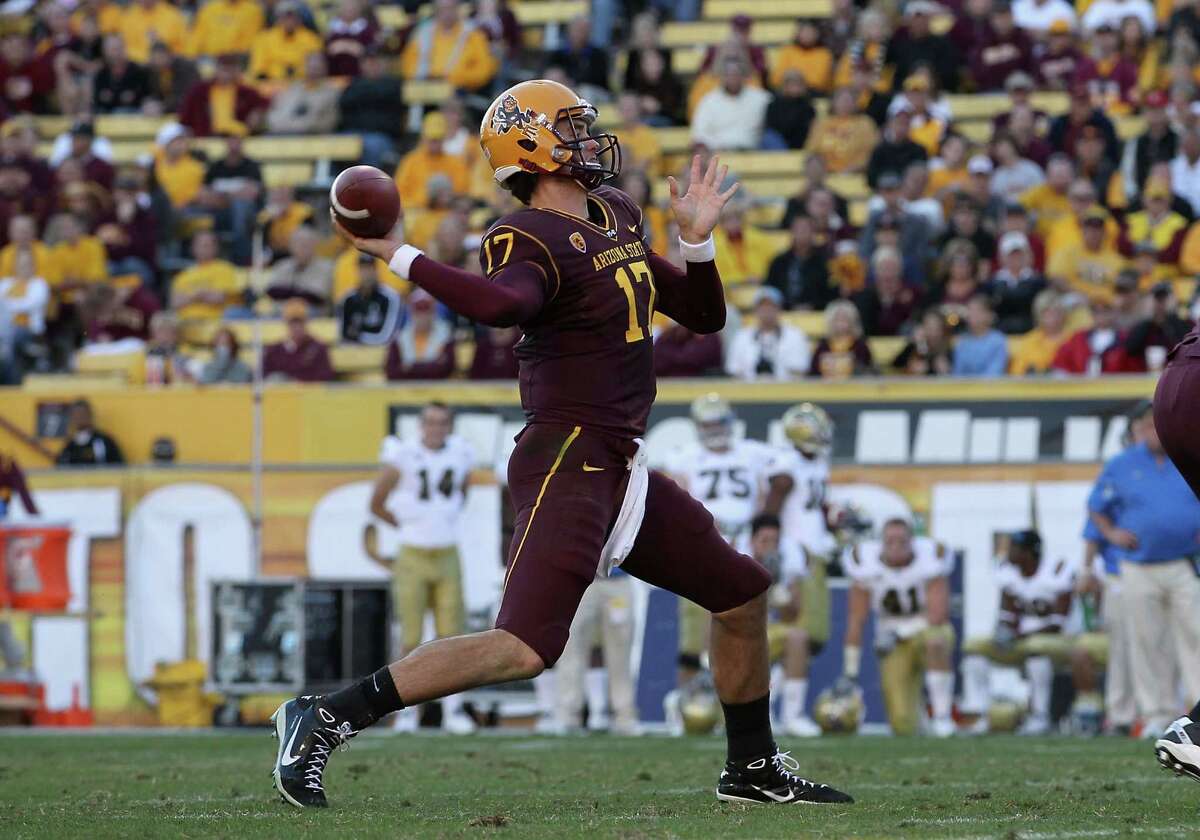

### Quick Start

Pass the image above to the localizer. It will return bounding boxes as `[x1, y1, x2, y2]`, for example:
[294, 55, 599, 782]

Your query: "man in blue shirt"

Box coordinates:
[1088, 400, 1200, 733]
[952, 295, 1009, 377]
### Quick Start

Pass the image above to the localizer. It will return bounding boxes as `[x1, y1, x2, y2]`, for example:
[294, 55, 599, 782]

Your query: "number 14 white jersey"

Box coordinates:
[665, 439, 775, 547]
[379, 434, 475, 549]
[770, 449, 836, 558]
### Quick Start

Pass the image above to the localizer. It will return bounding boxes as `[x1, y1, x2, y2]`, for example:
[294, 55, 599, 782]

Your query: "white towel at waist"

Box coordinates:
[598, 438, 649, 577]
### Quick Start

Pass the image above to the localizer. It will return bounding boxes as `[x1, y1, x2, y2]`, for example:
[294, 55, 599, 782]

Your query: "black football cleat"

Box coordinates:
[1155, 716, 1200, 784]
[271, 695, 357, 808]
[717, 750, 854, 805]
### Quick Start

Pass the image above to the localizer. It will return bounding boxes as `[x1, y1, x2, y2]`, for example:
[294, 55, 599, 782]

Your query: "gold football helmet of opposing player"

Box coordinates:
[691, 392, 735, 450]
[782, 403, 834, 457]
[813, 680, 864, 734]
[678, 671, 721, 735]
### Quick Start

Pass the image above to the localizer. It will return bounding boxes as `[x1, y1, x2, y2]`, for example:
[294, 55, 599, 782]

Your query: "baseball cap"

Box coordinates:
[1114, 270, 1139, 292]
[1082, 206, 1107, 225]
[1048, 18, 1073, 34]
[1144, 89, 1169, 109]
[70, 120, 94, 138]
[877, 171, 902, 190]
[876, 211, 901, 230]
[732, 13, 752, 30]
[1152, 281, 1173, 298]
[155, 121, 187, 148]
[1005, 71, 1034, 92]
[754, 286, 784, 307]
[1144, 179, 1170, 200]
[906, 0, 942, 15]
[903, 74, 931, 92]
[1009, 530, 1042, 555]
[967, 155, 994, 175]
[999, 231, 1030, 255]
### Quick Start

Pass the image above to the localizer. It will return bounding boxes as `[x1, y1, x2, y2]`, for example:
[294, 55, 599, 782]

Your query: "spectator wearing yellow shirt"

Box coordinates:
[1044, 180, 1119, 261]
[713, 203, 774, 288]
[1121, 178, 1189, 264]
[927, 134, 970, 208]
[247, 2, 321, 81]
[1046, 207, 1126, 303]
[403, 174, 456, 251]
[804, 87, 879, 174]
[615, 93, 662, 178]
[259, 184, 313, 259]
[1008, 290, 1071, 375]
[401, 0, 499, 92]
[188, 0, 264, 58]
[73, 1, 123, 36]
[897, 75, 946, 157]
[117, 0, 188, 64]
[50, 214, 108, 305]
[153, 122, 205, 209]
[170, 230, 243, 321]
[395, 113, 469, 209]
[1173, 212, 1200, 275]
[0, 216, 60, 288]
[771, 19, 833, 94]
[1019, 155, 1075, 238]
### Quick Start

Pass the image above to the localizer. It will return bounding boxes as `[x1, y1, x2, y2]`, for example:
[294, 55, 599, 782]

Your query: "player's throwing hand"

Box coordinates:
[667, 154, 740, 245]
[330, 208, 405, 265]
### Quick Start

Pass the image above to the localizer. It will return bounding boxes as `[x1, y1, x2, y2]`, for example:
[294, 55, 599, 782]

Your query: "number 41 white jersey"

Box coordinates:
[379, 434, 475, 549]
[665, 439, 775, 547]
[846, 537, 951, 639]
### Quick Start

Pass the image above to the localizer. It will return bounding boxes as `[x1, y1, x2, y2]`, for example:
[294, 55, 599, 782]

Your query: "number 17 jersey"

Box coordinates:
[380, 434, 475, 549]
[479, 185, 658, 440]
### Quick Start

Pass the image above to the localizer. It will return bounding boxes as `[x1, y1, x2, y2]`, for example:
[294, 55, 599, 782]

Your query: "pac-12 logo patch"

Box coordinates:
[491, 94, 540, 142]
[569, 232, 587, 253]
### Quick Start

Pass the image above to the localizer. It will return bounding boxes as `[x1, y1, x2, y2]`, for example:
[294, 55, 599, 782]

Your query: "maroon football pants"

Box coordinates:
[495, 423, 771, 666]
[1155, 355, 1200, 499]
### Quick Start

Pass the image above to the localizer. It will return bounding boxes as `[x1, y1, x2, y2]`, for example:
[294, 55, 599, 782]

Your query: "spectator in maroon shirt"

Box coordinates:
[83, 282, 160, 344]
[654, 320, 723, 377]
[97, 173, 157, 287]
[0, 116, 54, 196]
[1035, 20, 1090, 89]
[264, 298, 335, 383]
[0, 34, 53, 114]
[468, 325, 520, 379]
[699, 15, 768, 81]
[385, 289, 455, 380]
[948, 0, 996, 61]
[57, 121, 114, 191]
[1073, 24, 1138, 112]
[970, 2, 1034, 91]
[1051, 297, 1145, 375]
[992, 72, 1048, 134]
[0, 452, 38, 518]
[1006, 104, 1054, 168]
[854, 246, 922, 336]
[1048, 84, 1120, 162]
[324, 0, 380, 77]
[178, 54, 268, 137]
[92, 34, 151, 114]
[474, 0, 522, 63]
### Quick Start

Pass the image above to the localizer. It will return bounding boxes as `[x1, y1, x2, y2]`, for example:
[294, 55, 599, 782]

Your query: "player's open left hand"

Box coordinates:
[330, 209, 404, 265]
[667, 154, 740, 245]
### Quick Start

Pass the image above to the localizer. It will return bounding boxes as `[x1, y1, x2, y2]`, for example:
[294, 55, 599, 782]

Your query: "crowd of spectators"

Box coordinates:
[0, 0, 1198, 387]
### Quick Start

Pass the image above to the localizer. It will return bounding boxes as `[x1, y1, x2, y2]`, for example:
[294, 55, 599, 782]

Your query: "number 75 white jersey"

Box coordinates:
[379, 434, 475, 549]
[665, 439, 776, 548]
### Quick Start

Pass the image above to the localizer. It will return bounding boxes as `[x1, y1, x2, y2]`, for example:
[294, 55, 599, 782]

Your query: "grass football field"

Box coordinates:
[0, 731, 1191, 839]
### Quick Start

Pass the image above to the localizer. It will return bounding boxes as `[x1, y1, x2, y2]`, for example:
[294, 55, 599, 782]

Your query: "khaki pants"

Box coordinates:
[557, 576, 637, 730]
[964, 632, 1074, 666]
[1101, 574, 1136, 727]
[1122, 559, 1200, 721]
[392, 545, 464, 653]
[880, 624, 956, 736]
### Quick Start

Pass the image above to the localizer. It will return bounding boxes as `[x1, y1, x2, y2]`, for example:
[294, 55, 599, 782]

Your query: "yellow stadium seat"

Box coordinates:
[659, 19, 795, 49]
[849, 199, 869, 227]
[74, 349, 146, 385]
[223, 317, 338, 347]
[263, 163, 314, 187]
[665, 149, 808, 176]
[826, 173, 870, 200]
[405, 79, 453, 105]
[1029, 91, 1070, 115]
[703, 0, 832, 18]
[512, 0, 588, 25]
[781, 311, 827, 336]
[868, 336, 907, 364]
[957, 121, 992, 143]
[21, 372, 129, 390]
[374, 6, 407, 28]
[651, 126, 694, 154]
[1117, 116, 1145, 140]
[944, 95, 1009, 121]
[331, 344, 386, 374]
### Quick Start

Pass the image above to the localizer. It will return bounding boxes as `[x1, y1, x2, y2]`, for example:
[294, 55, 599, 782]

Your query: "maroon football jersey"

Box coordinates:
[480, 186, 658, 439]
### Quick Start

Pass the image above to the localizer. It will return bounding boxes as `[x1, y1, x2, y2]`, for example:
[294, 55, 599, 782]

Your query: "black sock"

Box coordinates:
[722, 694, 776, 763]
[324, 666, 404, 731]
[1190, 699, 1200, 722]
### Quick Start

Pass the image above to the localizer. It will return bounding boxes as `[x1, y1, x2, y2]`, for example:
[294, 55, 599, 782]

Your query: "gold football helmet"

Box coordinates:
[479, 79, 620, 191]
[813, 680, 864, 734]
[987, 700, 1024, 733]
[691, 392, 735, 450]
[782, 403, 834, 457]
[678, 671, 721, 735]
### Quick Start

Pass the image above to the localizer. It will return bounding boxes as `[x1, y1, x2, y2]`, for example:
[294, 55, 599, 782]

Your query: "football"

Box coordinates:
[329, 165, 401, 239]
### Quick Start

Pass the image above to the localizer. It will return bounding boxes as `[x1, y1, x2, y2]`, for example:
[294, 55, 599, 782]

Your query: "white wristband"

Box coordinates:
[678, 234, 716, 263]
[387, 244, 424, 279]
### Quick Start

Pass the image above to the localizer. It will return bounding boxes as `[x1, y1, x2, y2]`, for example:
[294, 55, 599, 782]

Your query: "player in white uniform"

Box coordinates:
[762, 403, 838, 737]
[663, 393, 776, 733]
[369, 402, 477, 734]
[962, 531, 1074, 735]
[843, 518, 956, 737]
